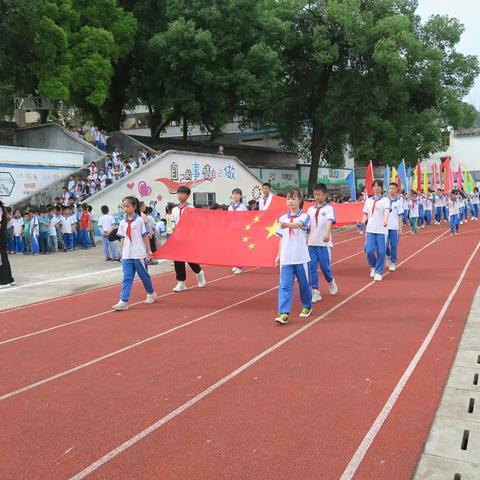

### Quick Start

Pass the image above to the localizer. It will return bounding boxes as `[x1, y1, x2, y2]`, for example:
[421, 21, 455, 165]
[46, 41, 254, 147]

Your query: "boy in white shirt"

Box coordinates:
[48, 207, 60, 252]
[408, 191, 419, 235]
[275, 189, 312, 324]
[424, 193, 433, 226]
[360, 179, 390, 281]
[171, 186, 206, 291]
[434, 189, 443, 224]
[385, 183, 404, 272]
[306, 183, 337, 303]
[61, 206, 77, 251]
[448, 191, 460, 236]
[98, 205, 118, 260]
[11, 209, 25, 254]
[259, 182, 273, 211]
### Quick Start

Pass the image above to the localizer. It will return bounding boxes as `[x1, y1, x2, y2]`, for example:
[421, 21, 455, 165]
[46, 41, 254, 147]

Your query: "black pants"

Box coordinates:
[0, 247, 14, 285]
[174, 261, 201, 281]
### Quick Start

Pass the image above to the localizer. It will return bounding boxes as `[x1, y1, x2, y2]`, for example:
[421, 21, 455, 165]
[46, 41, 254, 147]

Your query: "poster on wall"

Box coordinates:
[298, 166, 352, 188]
[252, 168, 298, 191]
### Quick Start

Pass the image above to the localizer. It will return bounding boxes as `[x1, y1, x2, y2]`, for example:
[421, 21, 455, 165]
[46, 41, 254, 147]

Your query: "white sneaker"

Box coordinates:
[388, 264, 396, 272]
[370, 268, 375, 278]
[172, 281, 187, 292]
[233, 267, 243, 274]
[112, 300, 128, 311]
[232, 267, 236, 272]
[9, 281, 16, 286]
[359, 231, 364, 235]
[144, 292, 157, 304]
[328, 280, 338, 295]
[460, 221, 464, 225]
[374, 273, 382, 281]
[196, 270, 206, 288]
[0, 283, 12, 289]
[312, 289, 321, 303]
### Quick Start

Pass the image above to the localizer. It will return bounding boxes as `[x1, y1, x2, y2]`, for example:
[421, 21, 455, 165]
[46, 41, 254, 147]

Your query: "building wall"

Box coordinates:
[0, 145, 84, 206]
[86, 150, 264, 217]
[15, 123, 102, 165]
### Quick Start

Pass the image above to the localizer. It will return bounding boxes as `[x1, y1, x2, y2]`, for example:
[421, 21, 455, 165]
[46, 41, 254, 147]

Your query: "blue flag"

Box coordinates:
[383, 165, 391, 189]
[397, 160, 408, 193]
[345, 169, 357, 201]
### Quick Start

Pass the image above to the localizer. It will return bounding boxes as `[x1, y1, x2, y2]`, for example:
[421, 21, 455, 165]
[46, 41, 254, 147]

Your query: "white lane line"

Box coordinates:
[0, 268, 260, 346]
[0, 249, 365, 398]
[68, 230, 448, 480]
[0, 264, 177, 314]
[339, 239, 480, 480]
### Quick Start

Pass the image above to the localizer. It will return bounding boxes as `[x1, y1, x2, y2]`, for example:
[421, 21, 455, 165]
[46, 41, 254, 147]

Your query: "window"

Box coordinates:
[193, 192, 216, 207]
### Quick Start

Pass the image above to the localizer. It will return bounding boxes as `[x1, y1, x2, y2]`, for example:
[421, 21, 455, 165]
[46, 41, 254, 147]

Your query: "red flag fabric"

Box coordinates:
[457, 164, 464, 189]
[441, 156, 452, 193]
[154, 201, 364, 267]
[431, 163, 437, 190]
[416, 160, 421, 191]
[365, 161, 374, 195]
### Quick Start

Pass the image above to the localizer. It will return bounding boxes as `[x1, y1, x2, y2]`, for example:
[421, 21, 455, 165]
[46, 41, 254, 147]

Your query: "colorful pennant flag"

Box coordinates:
[397, 161, 407, 193]
[365, 161, 374, 196]
[345, 170, 357, 201]
[423, 166, 429, 194]
[416, 160, 422, 192]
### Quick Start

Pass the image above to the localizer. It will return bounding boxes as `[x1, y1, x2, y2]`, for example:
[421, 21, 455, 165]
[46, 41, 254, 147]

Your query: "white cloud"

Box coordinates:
[417, 0, 480, 108]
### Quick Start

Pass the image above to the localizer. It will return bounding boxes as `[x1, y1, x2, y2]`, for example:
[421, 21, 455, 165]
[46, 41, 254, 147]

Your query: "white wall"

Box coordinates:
[87, 150, 263, 217]
[0, 145, 84, 206]
[424, 132, 480, 172]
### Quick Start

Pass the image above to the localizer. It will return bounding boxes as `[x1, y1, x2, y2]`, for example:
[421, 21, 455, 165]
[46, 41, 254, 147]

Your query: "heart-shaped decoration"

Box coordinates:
[138, 180, 152, 197]
[127, 182, 135, 190]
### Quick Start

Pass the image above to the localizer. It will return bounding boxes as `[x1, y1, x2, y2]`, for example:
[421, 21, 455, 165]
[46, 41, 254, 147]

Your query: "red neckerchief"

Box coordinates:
[314, 203, 328, 226]
[232, 203, 240, 211]
[125, 214, 137, 243]
[263, 195, 268, 206]
[287, 210, 302, 237]
[179, 204, 188, 215]
[371, 196, 382, 215]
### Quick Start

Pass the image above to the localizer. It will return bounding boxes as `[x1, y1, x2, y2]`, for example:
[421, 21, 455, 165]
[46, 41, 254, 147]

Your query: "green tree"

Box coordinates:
[275, 0, 479, 193]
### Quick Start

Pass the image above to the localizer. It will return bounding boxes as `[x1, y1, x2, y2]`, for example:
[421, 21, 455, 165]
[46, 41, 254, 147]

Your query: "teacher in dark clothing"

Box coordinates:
[0, 200, 14, 288]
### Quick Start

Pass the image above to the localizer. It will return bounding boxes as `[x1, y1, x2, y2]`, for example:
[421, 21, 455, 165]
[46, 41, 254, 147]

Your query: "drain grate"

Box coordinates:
[414, 287, 480, 479]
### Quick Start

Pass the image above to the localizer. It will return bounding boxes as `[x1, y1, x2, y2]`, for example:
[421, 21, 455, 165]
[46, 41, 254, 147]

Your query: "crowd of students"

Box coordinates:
[61, 148, 156, 203]
[358, 186, 479, 237]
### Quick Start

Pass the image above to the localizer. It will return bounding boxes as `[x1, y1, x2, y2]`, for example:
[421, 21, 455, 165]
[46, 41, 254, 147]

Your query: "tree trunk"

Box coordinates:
[39, 109, 49, 124]
[308, 121, 325, 197]
[183, 117, 188, 140]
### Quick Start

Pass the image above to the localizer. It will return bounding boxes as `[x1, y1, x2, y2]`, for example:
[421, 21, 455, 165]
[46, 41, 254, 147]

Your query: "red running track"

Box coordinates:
[0, 224, 479, 479]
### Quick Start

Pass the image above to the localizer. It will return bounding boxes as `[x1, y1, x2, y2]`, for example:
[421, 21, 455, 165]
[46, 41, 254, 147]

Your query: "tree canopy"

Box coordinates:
[1, 0, 478, 185]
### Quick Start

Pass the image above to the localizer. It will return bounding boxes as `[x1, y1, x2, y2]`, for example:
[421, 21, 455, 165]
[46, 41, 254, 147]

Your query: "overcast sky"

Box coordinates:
[416, 0, 480, 108]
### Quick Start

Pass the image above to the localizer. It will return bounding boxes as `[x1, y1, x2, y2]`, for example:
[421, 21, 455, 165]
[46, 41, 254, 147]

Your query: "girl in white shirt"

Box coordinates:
[112, 196, 156, 311]
[228, 188, 248, 274]
[471, 187, 479, 220]
[274, 189, 312, 324]
[360, 180, 390, 281]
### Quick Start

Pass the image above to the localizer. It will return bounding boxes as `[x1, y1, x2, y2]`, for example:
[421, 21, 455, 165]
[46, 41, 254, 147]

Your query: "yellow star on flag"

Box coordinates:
[248, 243, 255, 249]
[245, 224, 252, 231]
[243, 236, 249, 243]
[265, 219, 279, 239]
[254, 215, 260, 223]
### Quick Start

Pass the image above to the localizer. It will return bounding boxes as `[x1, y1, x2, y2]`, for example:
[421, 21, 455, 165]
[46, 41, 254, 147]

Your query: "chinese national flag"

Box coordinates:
[154, 209, 281, 267]
[153, 201, 364, 267]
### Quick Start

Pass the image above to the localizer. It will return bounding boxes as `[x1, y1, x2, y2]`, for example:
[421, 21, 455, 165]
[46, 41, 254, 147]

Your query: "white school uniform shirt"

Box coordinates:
[98, 174, 108, 189]
[49, 216, 61, 236]
[402, 197, 408, 211]
[424, 197, 433, 211]
[117, 214, 148, 259]
[97, 214, 116, 234]
[307, 203, 335, 247]
[448, 199, 460, 216]
[259, 194, 273, 211]
[457, 195, 465, 208]
[471, 192, 479, 205]
[228, 203, 248, 212]
[363, 196, 390, 235]
[67, 179, 76, 192]
[434, 194, 443, 207]
[61, 215, 76, 234]
[172, 203, 194, 228]
[11, 217, 24, 236]
[275, 211, 311, 265]
[386, 197, 404, 230]
[409, 198, 419, 218]
[30, 215, 39, 235]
